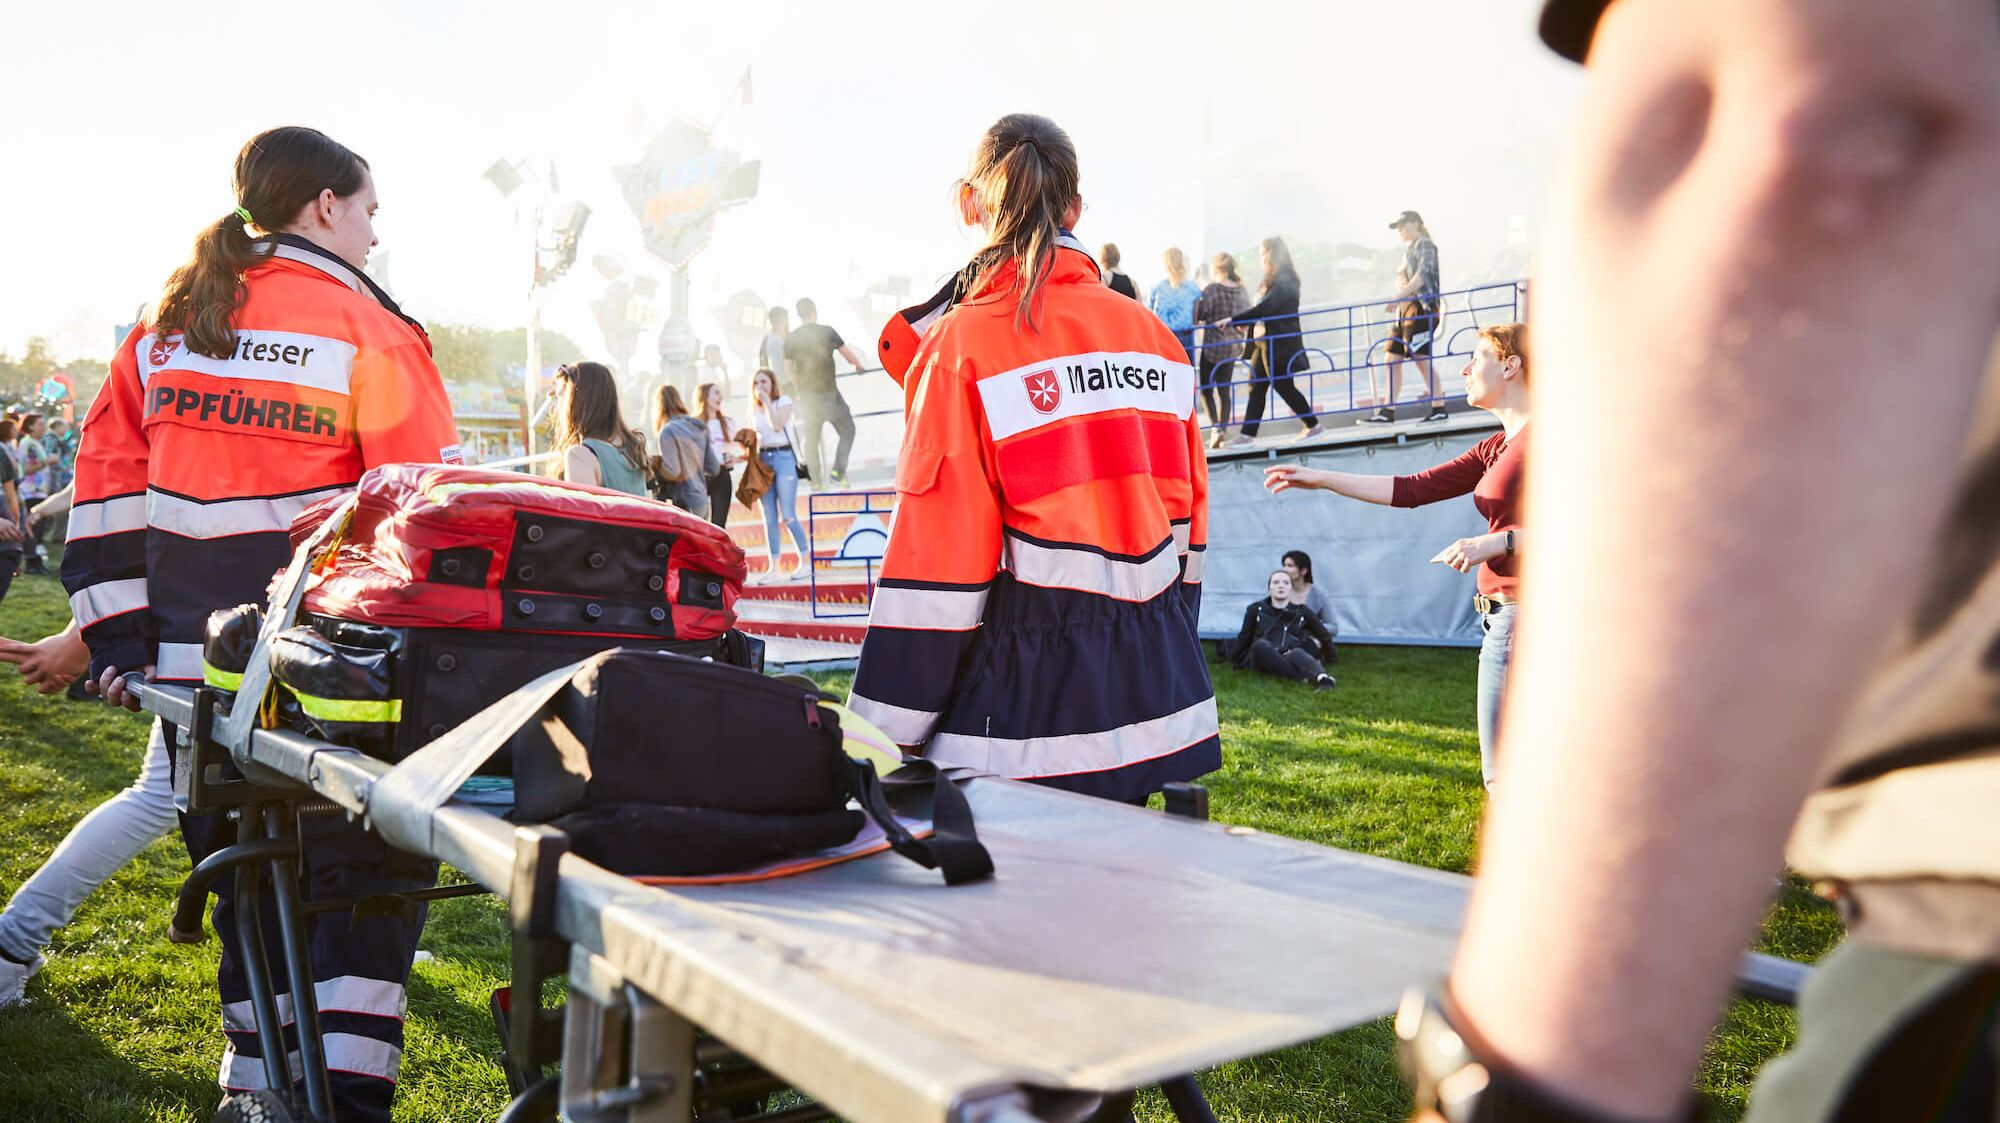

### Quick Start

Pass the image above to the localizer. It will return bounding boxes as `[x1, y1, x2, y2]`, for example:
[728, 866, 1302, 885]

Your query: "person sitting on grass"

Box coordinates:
[1218, 570, 1337, 691]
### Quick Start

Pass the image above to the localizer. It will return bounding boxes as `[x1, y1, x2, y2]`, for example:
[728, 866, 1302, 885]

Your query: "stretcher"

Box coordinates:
[136, 666, 1810, 1123]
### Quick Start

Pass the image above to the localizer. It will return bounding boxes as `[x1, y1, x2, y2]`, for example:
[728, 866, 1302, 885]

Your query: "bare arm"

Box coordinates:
[837, 344, 866, 370]
[31, 482, 74, 523]
[561, 444, 600, 488]
[1262, 465, 1397, 505]
[1449, 0, 2000, 1118]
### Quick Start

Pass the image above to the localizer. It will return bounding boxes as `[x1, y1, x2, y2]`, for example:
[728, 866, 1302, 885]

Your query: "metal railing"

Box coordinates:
[760, 278, 1528, 466]
[1192, 279, 1526, 433]
[804, 488, 898, 620]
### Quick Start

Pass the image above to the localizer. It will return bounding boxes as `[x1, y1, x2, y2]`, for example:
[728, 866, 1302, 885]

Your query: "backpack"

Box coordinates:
[369, 647, 996, 884]
[293, 463, 744, 641]
[250, 464, 757, 771]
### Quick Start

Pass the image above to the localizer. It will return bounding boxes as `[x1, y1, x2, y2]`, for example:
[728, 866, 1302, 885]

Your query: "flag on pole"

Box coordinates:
[736, 66, 752, 106]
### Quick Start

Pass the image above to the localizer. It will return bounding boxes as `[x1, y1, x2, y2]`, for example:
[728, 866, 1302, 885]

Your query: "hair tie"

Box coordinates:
[233, 206, 253, 224]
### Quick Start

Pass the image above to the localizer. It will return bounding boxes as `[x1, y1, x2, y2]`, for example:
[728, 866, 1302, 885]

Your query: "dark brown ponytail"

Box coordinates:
[964, 114, 1080, 332]
[154, 127, 370, 359]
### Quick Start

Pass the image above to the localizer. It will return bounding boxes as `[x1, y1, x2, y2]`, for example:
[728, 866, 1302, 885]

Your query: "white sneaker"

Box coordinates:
[0, 952, 44, 1008]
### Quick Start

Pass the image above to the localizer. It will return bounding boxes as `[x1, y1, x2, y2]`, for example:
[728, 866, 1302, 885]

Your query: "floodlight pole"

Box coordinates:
[526, 198, 545, 469]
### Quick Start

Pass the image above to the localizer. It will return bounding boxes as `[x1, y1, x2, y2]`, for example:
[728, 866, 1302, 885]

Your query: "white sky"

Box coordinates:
[0, 0, 1581, 370]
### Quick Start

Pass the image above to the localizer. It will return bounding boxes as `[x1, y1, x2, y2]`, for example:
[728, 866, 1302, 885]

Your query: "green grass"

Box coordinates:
[0, 571, 1839, 1121]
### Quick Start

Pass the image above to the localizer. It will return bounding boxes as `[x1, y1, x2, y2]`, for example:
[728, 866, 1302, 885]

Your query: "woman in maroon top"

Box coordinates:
[1265, 323, 1529, 788]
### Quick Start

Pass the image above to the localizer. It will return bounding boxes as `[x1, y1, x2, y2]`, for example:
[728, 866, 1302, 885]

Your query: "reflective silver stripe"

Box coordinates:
[928, 696, 1220, 780]
[222, 976, 408, 1031]
[69, 578, 148, 627]
[846, 693, 940, 748]
[1003, 535, 1181, 602]
[323, 1032, 404, 1080]
[1170, 522, 1191, 554]
[219, 1034, 401, 1090]
[1182, 551, 1206, 584]
[66, 495, 148, 541]
[135, 328, 358, 395]
[269, 242, 365, 293]
[147, 485, 347, 540]
[219, 1044, 300, 1091]
[866, 584, 988, 631]
[156, 642, 203, 683]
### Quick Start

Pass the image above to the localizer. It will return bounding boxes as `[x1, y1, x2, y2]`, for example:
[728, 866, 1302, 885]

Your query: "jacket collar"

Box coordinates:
[259, 234, 427, 340]
[876, 232, 1095, 385]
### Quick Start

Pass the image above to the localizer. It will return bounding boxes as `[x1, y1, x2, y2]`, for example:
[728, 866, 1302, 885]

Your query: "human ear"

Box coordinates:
[1062, 195, 1083, 229]
[958, 181, 984, 228]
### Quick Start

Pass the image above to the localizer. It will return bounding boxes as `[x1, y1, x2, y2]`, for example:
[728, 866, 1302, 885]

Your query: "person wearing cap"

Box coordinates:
[1394, 2, 2000, 1122]
[1365, 210, 1448, 426]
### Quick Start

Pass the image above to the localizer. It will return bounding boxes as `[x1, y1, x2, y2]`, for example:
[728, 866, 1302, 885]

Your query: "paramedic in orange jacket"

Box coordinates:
[850, 113, 1218, 803]
[62, 127, 458, 1120]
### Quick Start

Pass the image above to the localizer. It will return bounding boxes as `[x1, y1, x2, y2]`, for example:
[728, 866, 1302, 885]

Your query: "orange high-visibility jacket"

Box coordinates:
[850, 235, 1218, 800]
[63, 235, 460, 684]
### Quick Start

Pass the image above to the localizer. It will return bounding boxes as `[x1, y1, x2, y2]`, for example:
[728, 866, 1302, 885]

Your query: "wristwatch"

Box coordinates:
[1395, 987, 1700, 1123]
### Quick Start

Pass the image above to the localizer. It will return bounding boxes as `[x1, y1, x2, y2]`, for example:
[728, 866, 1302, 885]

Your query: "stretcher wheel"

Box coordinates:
[211, 1091, 299, 1123]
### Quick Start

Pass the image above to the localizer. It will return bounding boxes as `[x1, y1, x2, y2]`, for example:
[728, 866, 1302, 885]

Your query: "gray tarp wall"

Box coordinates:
[1199, 420, 1501, 646]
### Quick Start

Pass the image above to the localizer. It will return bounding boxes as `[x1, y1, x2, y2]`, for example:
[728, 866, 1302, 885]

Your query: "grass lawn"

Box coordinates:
[0, 568, 1841, 1122]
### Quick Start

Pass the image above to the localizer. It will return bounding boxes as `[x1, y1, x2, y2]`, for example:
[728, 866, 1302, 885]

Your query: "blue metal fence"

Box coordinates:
[804, 488, 898, 620]
[808, 277, 1526, 444]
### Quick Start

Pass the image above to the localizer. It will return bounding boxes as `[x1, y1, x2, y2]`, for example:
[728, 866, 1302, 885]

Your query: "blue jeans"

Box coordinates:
[758, 447, 811, 566]
[1474, 603, 1516, 788]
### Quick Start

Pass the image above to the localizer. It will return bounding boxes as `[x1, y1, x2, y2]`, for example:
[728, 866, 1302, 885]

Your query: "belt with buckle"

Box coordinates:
[1473, 593, 1518, 614]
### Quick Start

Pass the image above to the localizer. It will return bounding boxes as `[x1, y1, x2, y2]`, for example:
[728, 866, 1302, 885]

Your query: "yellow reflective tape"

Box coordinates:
[202, 662, 244, 692]
[820, 701, 902, 772]
[290, 691, 402, 724]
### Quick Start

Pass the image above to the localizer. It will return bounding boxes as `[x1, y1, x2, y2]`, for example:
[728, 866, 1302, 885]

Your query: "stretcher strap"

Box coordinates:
[848, 759, 994, 887]
[366, 656, 993, 885]
[213, 494, 358, 753]
[365, 658, 584, 856]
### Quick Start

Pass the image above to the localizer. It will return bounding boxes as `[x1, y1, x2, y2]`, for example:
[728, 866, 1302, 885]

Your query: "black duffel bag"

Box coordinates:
[372, 648, 993, 885]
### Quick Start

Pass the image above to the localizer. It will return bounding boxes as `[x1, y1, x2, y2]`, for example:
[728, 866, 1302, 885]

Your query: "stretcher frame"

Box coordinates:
[141, 677, 1812, 1123]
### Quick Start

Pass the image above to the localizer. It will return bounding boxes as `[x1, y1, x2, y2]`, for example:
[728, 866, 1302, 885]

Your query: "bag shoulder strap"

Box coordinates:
[847, 758, 993, 886]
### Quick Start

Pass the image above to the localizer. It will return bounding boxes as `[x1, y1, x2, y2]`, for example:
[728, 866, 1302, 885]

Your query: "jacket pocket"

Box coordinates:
[894, 444, 946, 496]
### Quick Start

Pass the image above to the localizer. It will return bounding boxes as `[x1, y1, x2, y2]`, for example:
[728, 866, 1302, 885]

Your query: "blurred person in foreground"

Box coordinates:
[1393, 2, 2000, 1122]
[853, 113, 1216, 804]
[1266, 324, 1529, 788]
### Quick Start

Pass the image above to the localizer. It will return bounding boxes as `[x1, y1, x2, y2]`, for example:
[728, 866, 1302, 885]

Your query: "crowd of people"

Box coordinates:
[4, 0, 1999, 1113]
[0, 409, 77, 600]
[1094, 212, 1452, 442]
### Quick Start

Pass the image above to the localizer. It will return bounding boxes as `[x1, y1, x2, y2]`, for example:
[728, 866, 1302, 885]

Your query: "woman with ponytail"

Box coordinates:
[852, 114, 1218, 805]
[49, 126, 456, 1119]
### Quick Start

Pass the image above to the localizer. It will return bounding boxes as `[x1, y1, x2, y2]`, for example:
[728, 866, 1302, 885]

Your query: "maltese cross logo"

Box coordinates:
[1023, 368, 1062, 414]
[148, 336, 181, 367]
